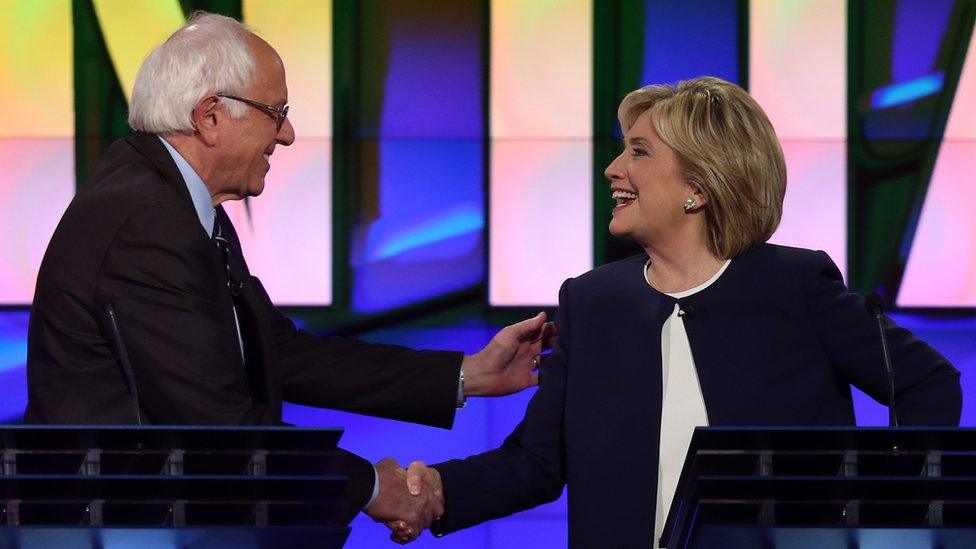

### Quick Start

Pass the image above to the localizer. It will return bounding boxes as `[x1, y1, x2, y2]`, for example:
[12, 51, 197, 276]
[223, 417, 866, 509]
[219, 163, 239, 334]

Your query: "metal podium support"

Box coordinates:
[0, 425, 358, 548]
[661, 427, 976, 549]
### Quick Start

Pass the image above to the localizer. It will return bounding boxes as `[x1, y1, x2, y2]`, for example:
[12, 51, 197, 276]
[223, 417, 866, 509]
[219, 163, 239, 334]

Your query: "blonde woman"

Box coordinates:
[391, 77, 961, 547]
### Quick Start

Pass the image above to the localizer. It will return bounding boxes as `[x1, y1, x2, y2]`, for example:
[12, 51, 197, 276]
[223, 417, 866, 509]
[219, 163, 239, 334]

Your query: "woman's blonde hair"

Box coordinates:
[617, 76, 787, 259]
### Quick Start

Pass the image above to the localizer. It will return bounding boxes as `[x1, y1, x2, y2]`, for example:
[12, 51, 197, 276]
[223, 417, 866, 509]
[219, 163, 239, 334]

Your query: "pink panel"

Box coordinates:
[489, 141, 591, 306]
[768, 141, 847, 276]
[898, 143, 976, 307]
[222, 139, 331, 306]
[0, 139, 75, 303]
[899, 30, 976, 307]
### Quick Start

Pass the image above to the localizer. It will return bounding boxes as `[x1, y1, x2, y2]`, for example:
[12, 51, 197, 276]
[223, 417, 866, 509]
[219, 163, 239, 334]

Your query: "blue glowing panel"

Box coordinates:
[641, 0, 740, 86]
[350, 2, 484, 314]
[488, 517, 568, 548]
[870, 72, 945, 109]
[0, 310, 28, 422]
[853, 313, 976, 426]
[351, 139, 483, 313]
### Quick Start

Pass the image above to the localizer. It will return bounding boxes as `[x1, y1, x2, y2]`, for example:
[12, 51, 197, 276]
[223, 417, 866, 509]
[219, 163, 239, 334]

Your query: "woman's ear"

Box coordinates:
[192, 95, 221, 147]
[684, 181, 709, 210]
[693, 187, 709, 207]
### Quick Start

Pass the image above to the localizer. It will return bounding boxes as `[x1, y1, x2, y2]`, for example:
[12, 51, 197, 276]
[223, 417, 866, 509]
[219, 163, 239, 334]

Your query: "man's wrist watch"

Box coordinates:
[456, 369, 466, 408]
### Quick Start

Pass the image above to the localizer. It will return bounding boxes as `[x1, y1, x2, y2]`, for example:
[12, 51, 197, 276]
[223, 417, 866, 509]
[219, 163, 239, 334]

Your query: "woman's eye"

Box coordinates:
[630, 148, 648, 157]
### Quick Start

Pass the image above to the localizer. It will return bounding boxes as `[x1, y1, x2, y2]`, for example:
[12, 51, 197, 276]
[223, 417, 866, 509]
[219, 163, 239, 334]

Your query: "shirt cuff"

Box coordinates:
[364, 463, 380, 510]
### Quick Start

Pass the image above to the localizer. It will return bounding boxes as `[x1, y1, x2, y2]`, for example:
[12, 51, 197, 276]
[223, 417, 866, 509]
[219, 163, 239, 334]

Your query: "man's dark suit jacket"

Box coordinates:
[431, 244, 962, 548]
[26, 133, 463, 507]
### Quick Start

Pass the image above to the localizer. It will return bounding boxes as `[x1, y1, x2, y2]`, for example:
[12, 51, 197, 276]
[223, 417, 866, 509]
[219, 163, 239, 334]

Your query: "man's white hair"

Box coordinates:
[128, 12, 255, 134]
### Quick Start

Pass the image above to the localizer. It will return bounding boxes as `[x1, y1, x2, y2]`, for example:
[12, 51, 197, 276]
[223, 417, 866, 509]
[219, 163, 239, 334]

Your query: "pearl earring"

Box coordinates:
[683, 198, 696, 211]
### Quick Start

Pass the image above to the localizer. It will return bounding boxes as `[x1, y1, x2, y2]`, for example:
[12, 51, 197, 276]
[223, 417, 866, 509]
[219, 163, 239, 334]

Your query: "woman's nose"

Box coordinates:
[604, 154, 625, 180]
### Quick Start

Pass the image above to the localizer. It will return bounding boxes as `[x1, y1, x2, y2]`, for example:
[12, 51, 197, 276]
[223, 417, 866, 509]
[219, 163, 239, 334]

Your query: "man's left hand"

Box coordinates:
[461, 312, 556, 397]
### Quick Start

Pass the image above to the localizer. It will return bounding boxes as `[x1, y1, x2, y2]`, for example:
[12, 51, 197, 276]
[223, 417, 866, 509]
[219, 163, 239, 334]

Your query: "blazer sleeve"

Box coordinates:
[804, 251, 961, 425]
[268, 304, 463, 429]
[430, 279, 572, 536]
[96, 200, 274, 424]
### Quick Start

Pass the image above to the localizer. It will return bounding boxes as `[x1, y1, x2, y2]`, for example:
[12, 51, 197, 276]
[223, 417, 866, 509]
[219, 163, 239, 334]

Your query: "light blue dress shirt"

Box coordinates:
[158, 137, 215, 236]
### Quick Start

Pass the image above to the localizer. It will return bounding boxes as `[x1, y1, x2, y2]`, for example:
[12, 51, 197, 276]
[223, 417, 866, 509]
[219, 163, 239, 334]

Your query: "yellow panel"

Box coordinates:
[91, 0, 185, 102]
[0, 0, 73, 137]
[244, 0, 331, 138]
[491, 0, 592, 138]
[749, 0, 846, 140]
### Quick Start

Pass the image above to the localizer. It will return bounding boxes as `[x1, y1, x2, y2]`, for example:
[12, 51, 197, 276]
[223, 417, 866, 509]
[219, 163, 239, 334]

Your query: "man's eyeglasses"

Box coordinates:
[216, 93, 289, 131]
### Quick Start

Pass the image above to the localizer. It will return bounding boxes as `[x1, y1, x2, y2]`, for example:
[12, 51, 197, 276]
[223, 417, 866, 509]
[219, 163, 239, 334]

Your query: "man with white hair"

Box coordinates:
[26, 12, 548, 531]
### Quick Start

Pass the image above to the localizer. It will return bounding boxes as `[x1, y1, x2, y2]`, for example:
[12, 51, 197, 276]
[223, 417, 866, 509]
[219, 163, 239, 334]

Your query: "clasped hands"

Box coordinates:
[366, 458, 443, 544]
[365, 313, 556, 543]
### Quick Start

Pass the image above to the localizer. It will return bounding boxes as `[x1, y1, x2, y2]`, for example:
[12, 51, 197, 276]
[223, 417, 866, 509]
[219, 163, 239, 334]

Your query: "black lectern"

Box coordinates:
[661, 427, 976, 548]
[0, 425, 359, 548]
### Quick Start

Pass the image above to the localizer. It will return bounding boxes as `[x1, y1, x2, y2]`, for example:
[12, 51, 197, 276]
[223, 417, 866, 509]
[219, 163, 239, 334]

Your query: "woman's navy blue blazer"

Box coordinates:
[432, 243, 961, 547]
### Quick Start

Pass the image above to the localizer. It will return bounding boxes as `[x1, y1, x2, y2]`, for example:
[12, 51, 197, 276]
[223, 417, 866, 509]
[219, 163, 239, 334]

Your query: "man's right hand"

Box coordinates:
[365, 458, 443, 544]
[385, 461, 445, 544]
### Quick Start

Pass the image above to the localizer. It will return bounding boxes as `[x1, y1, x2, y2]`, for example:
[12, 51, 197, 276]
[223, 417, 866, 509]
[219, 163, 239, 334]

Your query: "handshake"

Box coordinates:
[362, 313, 557, 543]
[365, 458, 444, 544]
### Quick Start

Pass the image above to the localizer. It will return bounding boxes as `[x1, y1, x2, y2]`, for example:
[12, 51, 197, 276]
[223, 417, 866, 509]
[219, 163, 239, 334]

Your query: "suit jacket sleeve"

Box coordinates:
[232, 276, 460, 429]
[805, 251, 961, 425]
[430, 279, 572, 535]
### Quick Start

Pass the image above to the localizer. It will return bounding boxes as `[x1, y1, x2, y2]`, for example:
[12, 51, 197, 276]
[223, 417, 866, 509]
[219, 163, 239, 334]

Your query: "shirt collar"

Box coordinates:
[158, 136, 215, 237]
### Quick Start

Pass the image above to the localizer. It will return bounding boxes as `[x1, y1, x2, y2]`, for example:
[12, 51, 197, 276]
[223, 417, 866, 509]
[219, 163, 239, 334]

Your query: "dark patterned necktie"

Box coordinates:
[211, 213, 232, 284]
[211, 211, 247, 366]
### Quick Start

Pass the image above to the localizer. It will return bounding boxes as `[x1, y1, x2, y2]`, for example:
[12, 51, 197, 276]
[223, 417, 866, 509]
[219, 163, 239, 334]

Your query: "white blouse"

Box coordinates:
[645, 259, 732, 546]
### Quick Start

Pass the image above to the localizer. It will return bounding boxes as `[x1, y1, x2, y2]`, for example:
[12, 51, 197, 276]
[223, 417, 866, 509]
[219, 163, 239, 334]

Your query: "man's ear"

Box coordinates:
[192, 95, 221, 147]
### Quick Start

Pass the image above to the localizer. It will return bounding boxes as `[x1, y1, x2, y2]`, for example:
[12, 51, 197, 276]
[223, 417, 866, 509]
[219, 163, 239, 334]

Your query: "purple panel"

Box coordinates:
[892, 0, 953, 82]
[380, 17, 482, 138]
[350, 1, 485, 313]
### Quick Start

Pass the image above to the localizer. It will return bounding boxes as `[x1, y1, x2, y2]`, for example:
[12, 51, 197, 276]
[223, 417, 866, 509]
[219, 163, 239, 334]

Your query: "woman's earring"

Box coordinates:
[683, 197, 696, 211]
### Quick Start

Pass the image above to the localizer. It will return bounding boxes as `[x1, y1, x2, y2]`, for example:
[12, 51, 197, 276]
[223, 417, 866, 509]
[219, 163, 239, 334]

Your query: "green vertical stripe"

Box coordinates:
[738, 0, 749, 91]
[180, 0, 240, 19]
[846, 1, 975, 298]
[331, 0, 359, 310]
[73, 0, 241, 188]
[592, 0, 646, 267]
[73, 0, 129, 188]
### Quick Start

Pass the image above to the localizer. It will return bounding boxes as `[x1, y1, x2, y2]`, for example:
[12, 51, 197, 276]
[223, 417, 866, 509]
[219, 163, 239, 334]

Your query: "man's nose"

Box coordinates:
[277, 117, 296, 146]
